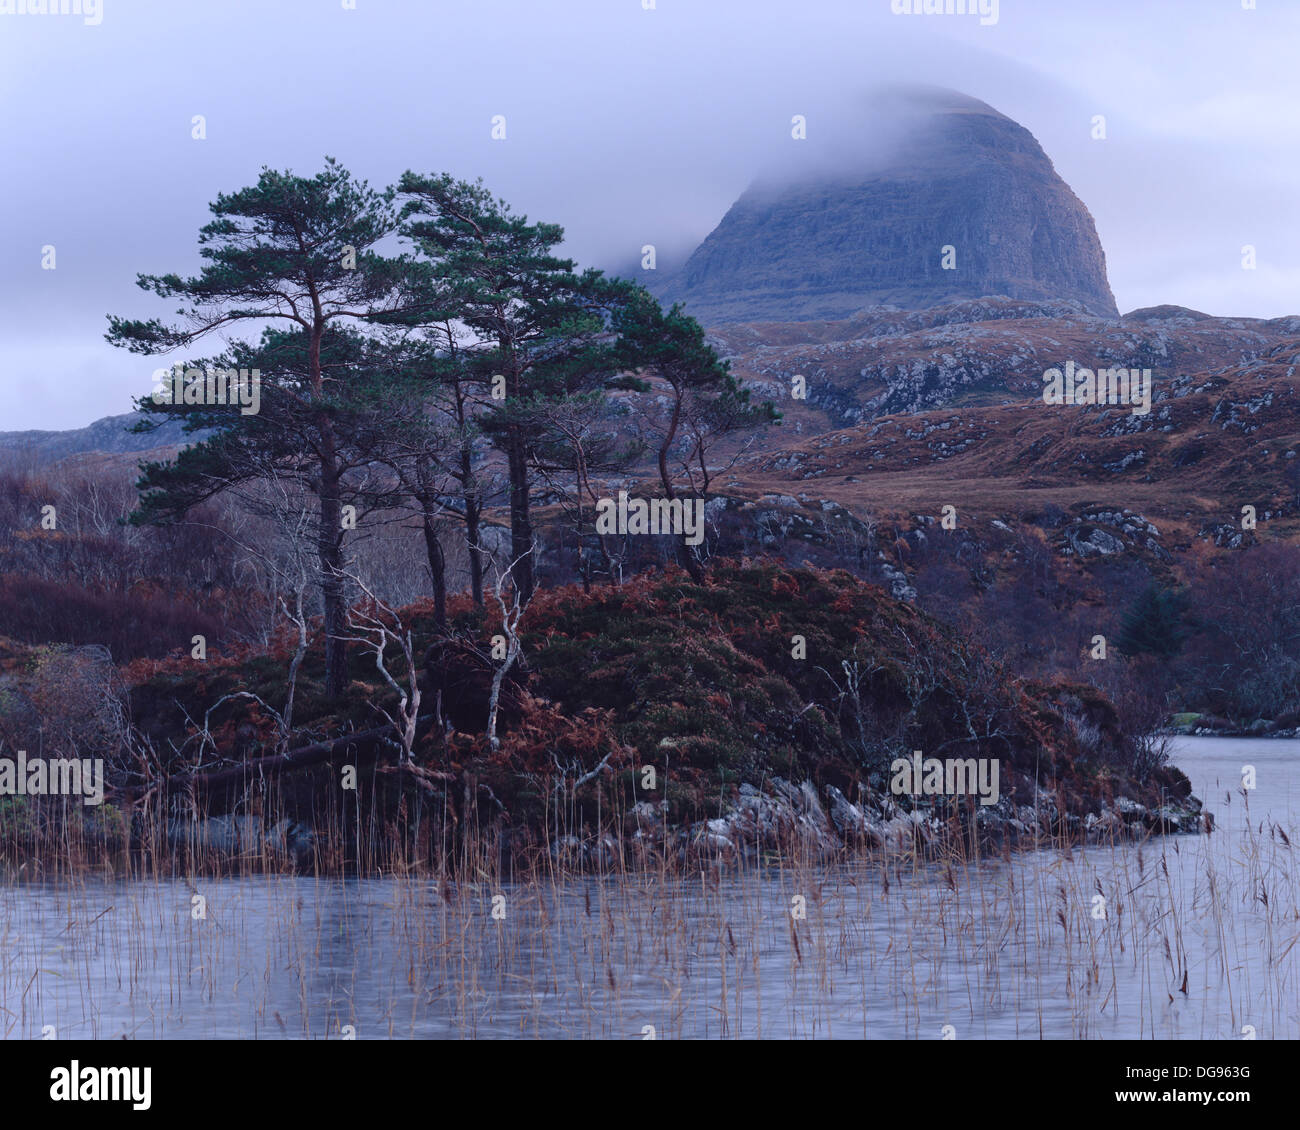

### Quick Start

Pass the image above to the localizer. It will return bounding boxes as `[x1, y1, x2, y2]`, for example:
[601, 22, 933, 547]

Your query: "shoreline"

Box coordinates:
[0, 769, 1209, 882]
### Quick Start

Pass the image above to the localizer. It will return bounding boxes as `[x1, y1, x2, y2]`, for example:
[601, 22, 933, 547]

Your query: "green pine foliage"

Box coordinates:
[1116, 584, 1190, 659]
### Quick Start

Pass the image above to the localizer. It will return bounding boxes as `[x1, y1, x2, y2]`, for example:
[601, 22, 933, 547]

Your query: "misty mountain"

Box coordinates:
[653, 87, 1118, 325]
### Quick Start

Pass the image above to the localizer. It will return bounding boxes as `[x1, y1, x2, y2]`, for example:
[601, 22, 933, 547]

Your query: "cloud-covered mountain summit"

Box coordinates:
[655, 87, 1119, 324]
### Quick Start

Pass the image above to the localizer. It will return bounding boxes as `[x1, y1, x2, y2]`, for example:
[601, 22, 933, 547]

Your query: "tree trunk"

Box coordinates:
[422, 506, 448, 631]
[414, 458, 448, 630]
[310, 319, 347, 700]
[319, 512, 348, 699]
[655, 395, 704, 584]
[109, 717, 437, 801]
[506, 428, 535, 602]
[318, 433, 348, 700]
[677, 542, 705, 584]
[460, 441, 485, 606]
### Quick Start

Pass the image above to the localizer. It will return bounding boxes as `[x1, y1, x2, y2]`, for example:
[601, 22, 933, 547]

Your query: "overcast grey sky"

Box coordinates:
[3, 0, 1297, 430]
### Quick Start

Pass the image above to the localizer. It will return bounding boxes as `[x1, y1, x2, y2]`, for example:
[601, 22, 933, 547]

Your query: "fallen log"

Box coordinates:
[112, 715, 438, 802]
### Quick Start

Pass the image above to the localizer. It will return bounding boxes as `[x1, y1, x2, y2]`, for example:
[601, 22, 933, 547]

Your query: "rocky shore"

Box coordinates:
[548, 773, 1208, 870]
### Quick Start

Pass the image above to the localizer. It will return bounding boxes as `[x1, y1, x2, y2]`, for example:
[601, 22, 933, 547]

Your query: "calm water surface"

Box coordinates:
[2, 736, 1296, 1039]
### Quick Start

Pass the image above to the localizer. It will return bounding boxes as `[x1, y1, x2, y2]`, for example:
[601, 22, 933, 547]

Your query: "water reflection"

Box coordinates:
[2, 737, 1295, 1039]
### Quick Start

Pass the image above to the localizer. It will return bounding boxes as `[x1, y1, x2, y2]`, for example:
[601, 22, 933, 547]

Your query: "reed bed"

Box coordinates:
[1, 773, 1295, 1039]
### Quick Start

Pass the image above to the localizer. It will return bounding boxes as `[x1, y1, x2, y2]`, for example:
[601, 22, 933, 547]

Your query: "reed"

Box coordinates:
[1, 763, 1295, 1039]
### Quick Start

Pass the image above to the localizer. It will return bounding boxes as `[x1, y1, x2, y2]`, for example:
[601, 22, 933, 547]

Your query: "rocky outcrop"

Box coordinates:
[163, 814, 316, 868]
[550, 775, 1207, 870]
[712, 300, 1295, 435]
[656, 87, 1118, 324]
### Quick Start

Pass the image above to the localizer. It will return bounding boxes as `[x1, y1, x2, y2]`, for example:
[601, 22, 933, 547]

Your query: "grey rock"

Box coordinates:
[654, 87, 1118, 324]
[165, 815, 316, 866]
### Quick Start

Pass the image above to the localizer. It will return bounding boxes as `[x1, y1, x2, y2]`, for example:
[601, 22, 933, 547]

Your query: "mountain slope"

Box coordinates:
[0, 412, 206, 463]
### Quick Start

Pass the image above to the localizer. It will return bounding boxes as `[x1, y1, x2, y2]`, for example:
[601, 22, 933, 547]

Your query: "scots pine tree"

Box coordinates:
[397, 172, 641, 603]
[107, 160, 424, 699]
[613, 289, 778, 580]
[1117, 584, 1190, 660]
